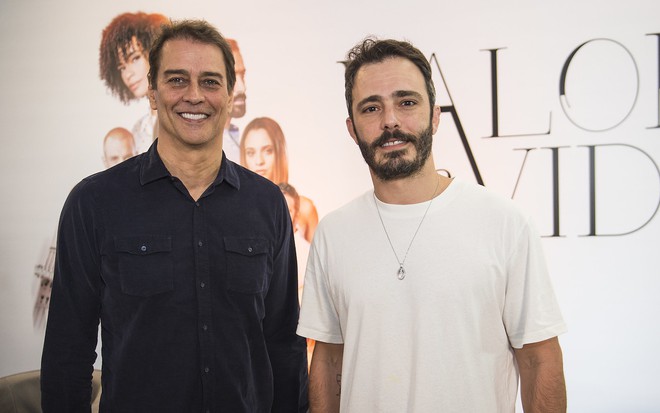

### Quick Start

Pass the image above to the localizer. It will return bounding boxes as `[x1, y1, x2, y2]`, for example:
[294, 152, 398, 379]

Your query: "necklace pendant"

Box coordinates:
[397, 265, 406, 280]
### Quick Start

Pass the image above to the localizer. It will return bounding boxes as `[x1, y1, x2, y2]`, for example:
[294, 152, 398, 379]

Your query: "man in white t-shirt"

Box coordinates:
[297, 38, 567, 412]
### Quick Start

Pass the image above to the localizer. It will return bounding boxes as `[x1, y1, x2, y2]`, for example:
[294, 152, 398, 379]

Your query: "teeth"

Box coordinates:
[382, 140, 405, 147]
[180, 113, 208, 120]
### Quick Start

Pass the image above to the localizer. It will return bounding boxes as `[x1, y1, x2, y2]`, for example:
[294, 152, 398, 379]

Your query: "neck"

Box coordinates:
[157, 138, 223, 201]
[372, 160, 451, 205]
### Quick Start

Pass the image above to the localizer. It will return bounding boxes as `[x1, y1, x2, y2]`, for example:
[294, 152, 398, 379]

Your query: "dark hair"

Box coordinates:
[278, 182, 300, 214]
[344, 37, 436, 120]
[148, 19, 235, 93]
[99, 12, 169, 104]
[240, 117, 289, 184]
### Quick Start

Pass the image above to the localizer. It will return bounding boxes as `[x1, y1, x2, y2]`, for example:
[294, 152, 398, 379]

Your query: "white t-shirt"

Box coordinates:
[297, 179, 566, 412]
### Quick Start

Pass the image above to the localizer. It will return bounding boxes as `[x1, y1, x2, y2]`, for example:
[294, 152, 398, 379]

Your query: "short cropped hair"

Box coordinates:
[148, 19, 235, 93]
[344, 38, 436, 120]
[99, 12, 169, 104]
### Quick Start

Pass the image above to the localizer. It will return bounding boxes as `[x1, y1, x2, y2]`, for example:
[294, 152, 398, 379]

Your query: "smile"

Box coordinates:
[180, 113, 208, 120]
[381, 140, 406, 147]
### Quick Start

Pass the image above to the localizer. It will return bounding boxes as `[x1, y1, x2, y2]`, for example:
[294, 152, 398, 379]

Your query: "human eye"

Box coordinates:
[167, 77, 186, 86]
[131, 54, 142, 63]
[202, 78, 221, 88]
[401, 99, 417, 107]
[264, 146, 274, 155]
[361, 105, 379, 114]
[245, 149, 255, 157]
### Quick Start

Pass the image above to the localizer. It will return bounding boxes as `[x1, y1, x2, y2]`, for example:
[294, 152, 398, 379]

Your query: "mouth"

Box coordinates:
[381, 139, 407, 148]
[372, 129, 414, 151]
[233, 94, 246, 105]
[179, 112, 209, 121]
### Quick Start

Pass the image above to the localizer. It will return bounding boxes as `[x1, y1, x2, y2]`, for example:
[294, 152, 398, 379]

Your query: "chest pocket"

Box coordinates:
[115, 236, 174, 297]
[224, 236, 270, 294]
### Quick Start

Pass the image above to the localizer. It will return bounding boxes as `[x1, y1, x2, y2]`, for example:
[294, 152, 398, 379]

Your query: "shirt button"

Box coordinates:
[247, 247, 253, 253]
[195, 202, 200, 207]
[140, 245, 147, 252]
[202, 324, 208, 331]
[204, 367, 209, 373]
[200, 282, 205, 288]
[198, 241, 203, 247]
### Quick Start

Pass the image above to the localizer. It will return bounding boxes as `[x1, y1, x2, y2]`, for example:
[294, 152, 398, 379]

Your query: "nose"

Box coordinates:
[122, 66, 135, 82]
[256, 151, 265, 165]
[183, 82, 204, 104]
[382, 104, 400, 130]
[234, 75, 246, 94]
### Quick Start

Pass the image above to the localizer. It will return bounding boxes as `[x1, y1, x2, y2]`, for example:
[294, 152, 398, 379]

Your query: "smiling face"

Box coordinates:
[118, 37, 150, 99]
[148, 38, 233, 151]
[347, 57, 440, 181]
[243, 128, 275, 181]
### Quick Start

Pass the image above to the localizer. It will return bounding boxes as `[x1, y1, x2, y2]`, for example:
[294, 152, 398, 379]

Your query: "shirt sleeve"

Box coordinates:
[297, 225, 344, 344]
[503, 218, 567, 349]
[41, 180, 101, 412]
[262, 193, 309, 413]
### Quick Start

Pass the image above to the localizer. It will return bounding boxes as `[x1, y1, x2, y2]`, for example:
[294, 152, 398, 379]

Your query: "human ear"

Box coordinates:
[346, 117, 358, 145]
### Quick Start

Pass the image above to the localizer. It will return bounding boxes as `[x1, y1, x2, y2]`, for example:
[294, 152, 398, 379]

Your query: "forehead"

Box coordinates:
[105, 136, 133, 149]
[158, 38, 228, 77]
[245, 128, 272, 146]
[352, 57, 427, 103]
[283, 193, 297, 207]
[117, 36, 143, 60]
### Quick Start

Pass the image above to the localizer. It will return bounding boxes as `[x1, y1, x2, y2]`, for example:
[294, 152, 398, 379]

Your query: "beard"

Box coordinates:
[356, 123, 433, 181]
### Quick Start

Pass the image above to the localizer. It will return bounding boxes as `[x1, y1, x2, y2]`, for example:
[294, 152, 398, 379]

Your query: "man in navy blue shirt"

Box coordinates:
[41, 20, 308, 412]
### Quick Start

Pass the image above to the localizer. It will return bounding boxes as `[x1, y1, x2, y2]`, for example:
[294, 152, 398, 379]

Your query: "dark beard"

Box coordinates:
[356, 124, 433, 181]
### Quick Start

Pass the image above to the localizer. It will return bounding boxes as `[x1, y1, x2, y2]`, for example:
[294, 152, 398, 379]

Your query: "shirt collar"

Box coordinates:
[140, 139, 241, 190]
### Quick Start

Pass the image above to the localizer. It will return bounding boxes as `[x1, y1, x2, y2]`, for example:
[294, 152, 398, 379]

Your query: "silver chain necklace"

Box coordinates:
[373, 177, 440, 280]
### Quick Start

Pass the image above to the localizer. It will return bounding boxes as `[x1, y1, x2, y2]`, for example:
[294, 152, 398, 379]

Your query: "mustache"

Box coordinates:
[371, 129, 416, 149]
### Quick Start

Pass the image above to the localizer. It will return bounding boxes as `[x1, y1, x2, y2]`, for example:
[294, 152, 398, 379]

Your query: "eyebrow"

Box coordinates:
[162, 69, 225, 80]
[393, 90, 424, 100]
[356, 90, 424, 109]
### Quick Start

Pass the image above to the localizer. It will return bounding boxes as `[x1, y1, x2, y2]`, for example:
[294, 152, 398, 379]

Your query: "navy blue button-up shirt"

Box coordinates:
[41, 141, 308, 412]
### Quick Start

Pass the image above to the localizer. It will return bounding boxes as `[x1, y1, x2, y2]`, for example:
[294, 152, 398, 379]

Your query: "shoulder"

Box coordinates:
[449, 179, 531, 226]
[65, 156, 142, 207]
[315, 191, 372, 234]
[299, 195, 316, 212]
[229, 161, 286, 203]
[433, 179, 540, 246]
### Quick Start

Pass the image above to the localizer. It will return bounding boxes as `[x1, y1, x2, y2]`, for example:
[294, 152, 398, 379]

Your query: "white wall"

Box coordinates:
[1, 0, 659, 411]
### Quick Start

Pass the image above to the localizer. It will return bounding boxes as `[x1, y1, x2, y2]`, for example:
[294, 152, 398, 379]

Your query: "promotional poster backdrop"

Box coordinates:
[1, 0, 659, 411]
